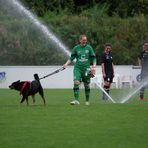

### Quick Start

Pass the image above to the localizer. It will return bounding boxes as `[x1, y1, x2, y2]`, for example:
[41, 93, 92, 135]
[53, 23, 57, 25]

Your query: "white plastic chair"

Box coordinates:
[120, 75, 133, 88]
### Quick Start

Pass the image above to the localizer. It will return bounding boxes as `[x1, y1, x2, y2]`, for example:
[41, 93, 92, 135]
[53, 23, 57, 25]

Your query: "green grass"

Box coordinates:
[0, 88, 148, 148]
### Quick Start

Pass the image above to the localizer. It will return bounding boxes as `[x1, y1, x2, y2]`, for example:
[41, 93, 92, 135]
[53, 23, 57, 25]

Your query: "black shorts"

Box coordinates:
[104, 73, 113, 83]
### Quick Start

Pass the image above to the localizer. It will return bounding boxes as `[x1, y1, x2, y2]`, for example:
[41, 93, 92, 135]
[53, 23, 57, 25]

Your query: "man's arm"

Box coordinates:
[63, 46, 77, 69]
[112, 63, 115, 77]
[101, 54, 106, 78]
[101, 63, 106, 78]
[63, 59, 71, 69]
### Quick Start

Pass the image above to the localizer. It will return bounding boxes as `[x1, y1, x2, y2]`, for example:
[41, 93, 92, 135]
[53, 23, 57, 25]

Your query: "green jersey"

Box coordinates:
[70, 44, 96, 68]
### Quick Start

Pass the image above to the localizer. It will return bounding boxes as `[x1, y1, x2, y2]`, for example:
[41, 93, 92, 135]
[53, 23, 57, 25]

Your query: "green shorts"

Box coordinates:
[73, 66, 90, 83]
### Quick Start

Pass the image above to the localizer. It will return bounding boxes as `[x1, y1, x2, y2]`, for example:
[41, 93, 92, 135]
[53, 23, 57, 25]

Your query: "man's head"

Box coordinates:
[79, 34, 87, 46]
[104, 43, 112, 53]
[143, 41, 148, 52]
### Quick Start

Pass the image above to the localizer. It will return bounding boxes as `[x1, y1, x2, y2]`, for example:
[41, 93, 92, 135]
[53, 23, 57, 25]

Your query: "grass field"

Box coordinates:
[0, 88, 148, 148]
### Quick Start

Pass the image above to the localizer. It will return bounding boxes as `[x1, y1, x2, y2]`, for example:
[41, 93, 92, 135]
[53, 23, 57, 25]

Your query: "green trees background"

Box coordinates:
[0, 0, 148, 65]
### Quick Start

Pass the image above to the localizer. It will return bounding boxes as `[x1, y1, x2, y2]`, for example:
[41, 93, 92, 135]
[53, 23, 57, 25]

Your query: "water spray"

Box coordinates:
[9, 0, 71, 57]
[95, 83, 116, 103]
[121, 78, 148, 103]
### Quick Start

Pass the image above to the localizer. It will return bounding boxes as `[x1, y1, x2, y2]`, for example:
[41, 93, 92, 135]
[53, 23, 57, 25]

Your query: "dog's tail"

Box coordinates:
[34, 73, 40, 81]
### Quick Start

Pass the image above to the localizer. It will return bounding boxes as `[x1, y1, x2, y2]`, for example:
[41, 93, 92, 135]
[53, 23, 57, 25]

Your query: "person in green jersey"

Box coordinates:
[63, 34, 96, 105]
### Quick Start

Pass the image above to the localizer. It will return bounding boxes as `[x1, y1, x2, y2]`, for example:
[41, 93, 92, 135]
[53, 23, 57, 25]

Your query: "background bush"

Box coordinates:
[0, 0, 148, 65]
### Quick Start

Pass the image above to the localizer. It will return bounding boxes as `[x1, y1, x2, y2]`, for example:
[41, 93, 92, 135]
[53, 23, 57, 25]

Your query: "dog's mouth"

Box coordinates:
[9, 85, 14, 89]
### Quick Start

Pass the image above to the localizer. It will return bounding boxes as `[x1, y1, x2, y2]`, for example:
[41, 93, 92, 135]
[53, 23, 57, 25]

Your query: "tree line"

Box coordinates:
[21, 0, 148, 17]
[0, 0, 148, 65]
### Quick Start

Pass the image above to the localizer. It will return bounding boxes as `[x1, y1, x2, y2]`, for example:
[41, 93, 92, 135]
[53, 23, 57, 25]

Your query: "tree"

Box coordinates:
[99, 0, 148, 17]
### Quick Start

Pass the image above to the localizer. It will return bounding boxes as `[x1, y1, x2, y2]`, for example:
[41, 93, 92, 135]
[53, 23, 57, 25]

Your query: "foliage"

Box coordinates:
[0, 8, 67, 65]
[42, 9, 148, 65]
[20, 0, 148, 17]
[21, 0, 75, 16]
[101, 0, 148, 17]
[0, 1, 148, 65]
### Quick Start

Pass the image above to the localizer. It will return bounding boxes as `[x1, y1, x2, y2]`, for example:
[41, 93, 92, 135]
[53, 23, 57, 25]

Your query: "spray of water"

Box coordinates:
[6, 0, 71, 58]
[120, 77, 148, 103]
[95, 83, 116, 103]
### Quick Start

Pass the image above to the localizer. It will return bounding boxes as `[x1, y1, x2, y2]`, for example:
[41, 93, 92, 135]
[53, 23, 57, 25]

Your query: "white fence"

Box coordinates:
[0, 65, 141, 89]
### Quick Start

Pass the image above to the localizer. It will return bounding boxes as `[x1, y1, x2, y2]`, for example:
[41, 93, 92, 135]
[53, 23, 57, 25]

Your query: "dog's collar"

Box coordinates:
[20, 81, 31, 95]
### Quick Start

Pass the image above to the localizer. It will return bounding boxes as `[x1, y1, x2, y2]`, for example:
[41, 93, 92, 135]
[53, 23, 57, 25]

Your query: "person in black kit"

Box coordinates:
[101, 43, 114, 100]
[138, 41, 148, 100]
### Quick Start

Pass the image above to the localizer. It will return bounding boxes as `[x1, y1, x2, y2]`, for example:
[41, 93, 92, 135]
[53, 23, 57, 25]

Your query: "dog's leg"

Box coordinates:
[26, 96, 29, 105]
[20, 96, 26, 104]
[39, 87, 46, 105]
[32, 95, 35, 104]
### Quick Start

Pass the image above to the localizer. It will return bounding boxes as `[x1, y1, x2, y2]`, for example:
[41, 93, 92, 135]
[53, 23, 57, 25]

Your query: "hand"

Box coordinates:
[90, 66, 96, 77]
[63, 64, 68, 69]
[103, 73, 106, 78]
[113, 73, 115, 78]
[63, 60, 70, 69]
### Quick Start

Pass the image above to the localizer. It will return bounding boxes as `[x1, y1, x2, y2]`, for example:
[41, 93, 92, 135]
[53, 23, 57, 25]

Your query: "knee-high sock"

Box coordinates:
[84, 83, 90, 102]
[102, 85, 110, 99]
[104, 85, 110, 93]
[73, 84, 79, 100]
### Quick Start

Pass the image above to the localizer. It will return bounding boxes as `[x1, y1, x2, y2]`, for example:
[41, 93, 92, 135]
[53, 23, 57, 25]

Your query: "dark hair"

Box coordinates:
[143, 41, 148, 45]
[104, 43, 112, 48]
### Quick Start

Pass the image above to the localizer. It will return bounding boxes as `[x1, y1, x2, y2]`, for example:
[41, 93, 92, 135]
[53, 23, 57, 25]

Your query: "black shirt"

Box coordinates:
[101, 52, 113, 73]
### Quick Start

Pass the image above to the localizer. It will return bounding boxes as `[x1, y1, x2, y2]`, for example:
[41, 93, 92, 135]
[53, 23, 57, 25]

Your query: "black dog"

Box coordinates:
[9, 74, 46, 105]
